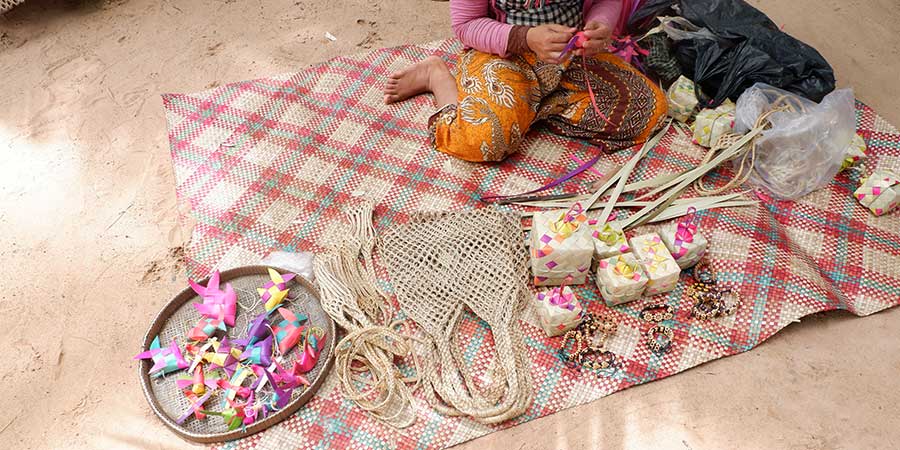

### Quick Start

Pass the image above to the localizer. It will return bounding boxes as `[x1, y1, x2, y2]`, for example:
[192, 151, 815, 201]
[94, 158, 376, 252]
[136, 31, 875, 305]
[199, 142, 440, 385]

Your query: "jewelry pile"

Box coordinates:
[688, 261, 742, 320]
[559, 314, 619, 372]
[640, 304, 674, 355]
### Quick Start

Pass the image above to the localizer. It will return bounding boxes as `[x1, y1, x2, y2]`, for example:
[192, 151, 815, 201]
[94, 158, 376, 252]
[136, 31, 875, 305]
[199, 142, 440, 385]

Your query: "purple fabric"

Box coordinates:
[450, 0, 624, 57]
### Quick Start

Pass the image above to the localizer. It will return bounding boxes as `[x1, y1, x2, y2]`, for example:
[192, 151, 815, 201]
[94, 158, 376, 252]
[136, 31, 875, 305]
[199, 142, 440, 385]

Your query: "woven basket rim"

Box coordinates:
[137, 265, 336, 444]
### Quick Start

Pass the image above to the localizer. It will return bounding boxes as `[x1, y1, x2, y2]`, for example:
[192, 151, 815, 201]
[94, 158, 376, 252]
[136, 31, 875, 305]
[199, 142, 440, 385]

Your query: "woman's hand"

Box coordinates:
[578, 21, 613, 58]
[526, 24, 576, 63]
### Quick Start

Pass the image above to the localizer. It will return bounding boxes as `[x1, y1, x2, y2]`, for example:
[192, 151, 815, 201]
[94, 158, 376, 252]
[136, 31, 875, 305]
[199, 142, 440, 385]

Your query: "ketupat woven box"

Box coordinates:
[855, 170, 900, 216]
[533, 286, 585, 337]
[660, 219, 708, 270]
[666, 75, 699, 123]
[692, 100, 736, 148]
[629, 233, 680, 296]
[589, 219, 630, 261]
[596, 253, 648, 305]
[530, 208, 594, 286]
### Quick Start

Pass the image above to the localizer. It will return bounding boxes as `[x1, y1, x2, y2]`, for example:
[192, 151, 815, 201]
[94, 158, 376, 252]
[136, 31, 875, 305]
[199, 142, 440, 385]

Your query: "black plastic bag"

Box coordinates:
[627, 0, 676, 35]
[674, 0, 835, 107]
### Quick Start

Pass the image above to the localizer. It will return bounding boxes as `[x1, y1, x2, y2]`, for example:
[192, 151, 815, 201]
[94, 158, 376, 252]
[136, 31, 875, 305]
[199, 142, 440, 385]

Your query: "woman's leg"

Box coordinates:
[384, 56, 458, 107]
[428, 50, 547, 162]
[541, 53, 668, 152]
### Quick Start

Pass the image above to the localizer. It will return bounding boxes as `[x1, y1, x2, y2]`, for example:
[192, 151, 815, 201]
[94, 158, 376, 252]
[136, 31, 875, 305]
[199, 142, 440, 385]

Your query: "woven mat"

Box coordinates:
[163, 40, 900, 449]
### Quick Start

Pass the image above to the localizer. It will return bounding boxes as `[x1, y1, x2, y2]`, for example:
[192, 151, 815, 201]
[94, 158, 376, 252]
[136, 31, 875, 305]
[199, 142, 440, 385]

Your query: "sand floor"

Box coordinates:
[1, 0, 899, 448]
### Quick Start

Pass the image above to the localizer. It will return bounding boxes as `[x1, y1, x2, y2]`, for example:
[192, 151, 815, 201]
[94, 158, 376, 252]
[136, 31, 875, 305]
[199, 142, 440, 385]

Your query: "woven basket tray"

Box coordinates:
[137, 265, 336, 443]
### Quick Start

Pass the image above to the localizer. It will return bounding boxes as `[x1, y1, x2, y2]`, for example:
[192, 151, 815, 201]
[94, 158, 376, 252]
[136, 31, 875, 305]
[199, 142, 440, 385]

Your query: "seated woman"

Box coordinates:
[383, 0, 667, 163]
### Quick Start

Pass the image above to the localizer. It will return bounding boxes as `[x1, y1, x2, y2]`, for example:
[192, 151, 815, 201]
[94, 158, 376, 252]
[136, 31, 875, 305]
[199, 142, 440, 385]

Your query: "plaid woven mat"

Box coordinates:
[163, 40, 900, 449]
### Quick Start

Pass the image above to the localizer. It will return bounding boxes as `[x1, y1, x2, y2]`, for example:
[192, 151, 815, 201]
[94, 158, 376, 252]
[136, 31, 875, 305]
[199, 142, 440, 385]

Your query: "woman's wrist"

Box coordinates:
[507, 25, 533, 55]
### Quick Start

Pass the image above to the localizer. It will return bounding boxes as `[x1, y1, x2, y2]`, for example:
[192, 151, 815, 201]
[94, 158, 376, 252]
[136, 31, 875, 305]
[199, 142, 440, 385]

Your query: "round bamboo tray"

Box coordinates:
[137, 265, 336, 443]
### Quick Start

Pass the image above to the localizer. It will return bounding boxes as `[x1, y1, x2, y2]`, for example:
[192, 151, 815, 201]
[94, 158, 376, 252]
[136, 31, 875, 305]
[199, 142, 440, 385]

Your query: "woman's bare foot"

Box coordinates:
[384, 55, 458, 106]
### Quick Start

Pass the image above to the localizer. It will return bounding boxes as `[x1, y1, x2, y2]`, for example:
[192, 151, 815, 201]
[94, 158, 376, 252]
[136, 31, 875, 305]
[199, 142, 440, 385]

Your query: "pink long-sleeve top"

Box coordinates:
[450, 0, 624, 57]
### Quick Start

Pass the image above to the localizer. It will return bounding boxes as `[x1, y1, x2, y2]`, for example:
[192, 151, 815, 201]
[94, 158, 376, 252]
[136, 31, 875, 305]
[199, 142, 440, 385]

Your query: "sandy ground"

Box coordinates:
[1, 0, 899, 448]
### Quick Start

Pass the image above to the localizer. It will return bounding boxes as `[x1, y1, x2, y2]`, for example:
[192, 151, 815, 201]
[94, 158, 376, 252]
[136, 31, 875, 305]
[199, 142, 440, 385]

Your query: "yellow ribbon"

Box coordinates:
[642, 240, 670, 274]
[613, 257, 639, 278]
[596, 222, 623, 246]
[549, 203, 586, 239]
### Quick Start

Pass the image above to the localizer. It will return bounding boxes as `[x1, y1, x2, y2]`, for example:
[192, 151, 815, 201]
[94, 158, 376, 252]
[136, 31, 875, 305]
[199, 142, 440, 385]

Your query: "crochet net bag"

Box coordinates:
[379, 208, 533, 424]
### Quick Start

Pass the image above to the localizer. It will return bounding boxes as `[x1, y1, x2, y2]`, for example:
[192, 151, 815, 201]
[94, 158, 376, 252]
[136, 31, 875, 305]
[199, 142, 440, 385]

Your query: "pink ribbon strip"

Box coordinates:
[570, 154, 604, 177]
[609, 36, 649, 67]
[562, 202, 584, 223]
[548, 275, 576, 311]
[558, 31, 614, 127]
[480, 151, 603, 203]
[582, 52, 616, 128]
[672, 207, 698, 258]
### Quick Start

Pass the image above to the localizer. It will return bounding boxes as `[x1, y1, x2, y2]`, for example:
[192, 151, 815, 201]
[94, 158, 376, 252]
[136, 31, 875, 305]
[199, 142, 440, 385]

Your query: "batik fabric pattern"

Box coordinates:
[430, 49, 667, 162]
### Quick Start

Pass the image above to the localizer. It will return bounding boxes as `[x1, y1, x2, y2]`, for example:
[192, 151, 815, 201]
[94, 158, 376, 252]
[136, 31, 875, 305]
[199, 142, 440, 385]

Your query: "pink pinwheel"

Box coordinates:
[200, 337, 242, 377]
[258, 268, 296, 313]
[134, 336, 189, 377]
[250, 362, 309, 392]
[272, 361, 309, 388]
[190, 365, 206, 395]
[293, 328, 327, 374]
[272, 308, 307, 354]
[175, 375, 219, 392]
[219, 365, 253, 403]
[262, 369, 294, 410]
[190, 271, 238, 327]
[243, 391, 261, 425]
[177, 389, 213, 424]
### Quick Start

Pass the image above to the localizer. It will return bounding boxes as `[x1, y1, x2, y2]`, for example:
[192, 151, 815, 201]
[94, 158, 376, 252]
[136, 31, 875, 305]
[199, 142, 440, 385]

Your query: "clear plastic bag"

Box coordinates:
[647, 16, 719, 42]
[259, 251, 315, 282]
[733, 83, 856, 200]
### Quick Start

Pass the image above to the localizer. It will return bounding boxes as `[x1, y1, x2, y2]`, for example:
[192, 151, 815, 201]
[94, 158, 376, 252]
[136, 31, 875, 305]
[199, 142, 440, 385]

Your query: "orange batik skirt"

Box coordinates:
[430, 50, 668, 162]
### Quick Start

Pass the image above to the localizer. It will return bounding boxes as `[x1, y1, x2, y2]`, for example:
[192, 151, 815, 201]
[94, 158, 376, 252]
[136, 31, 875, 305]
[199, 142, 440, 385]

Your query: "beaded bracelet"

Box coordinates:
[692, 260, 717, 284]
[715, 288, 742, 316]
[580, 350, 617, 371]
[644, 325, 674, 354]
[688, 259, 742, 320]
[692, 298, 721, 320]
[559, 314, 619, 372]
[688, 281, 717, 299]
[640, 304, 675, 323]
[690, 285, 742, 319]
